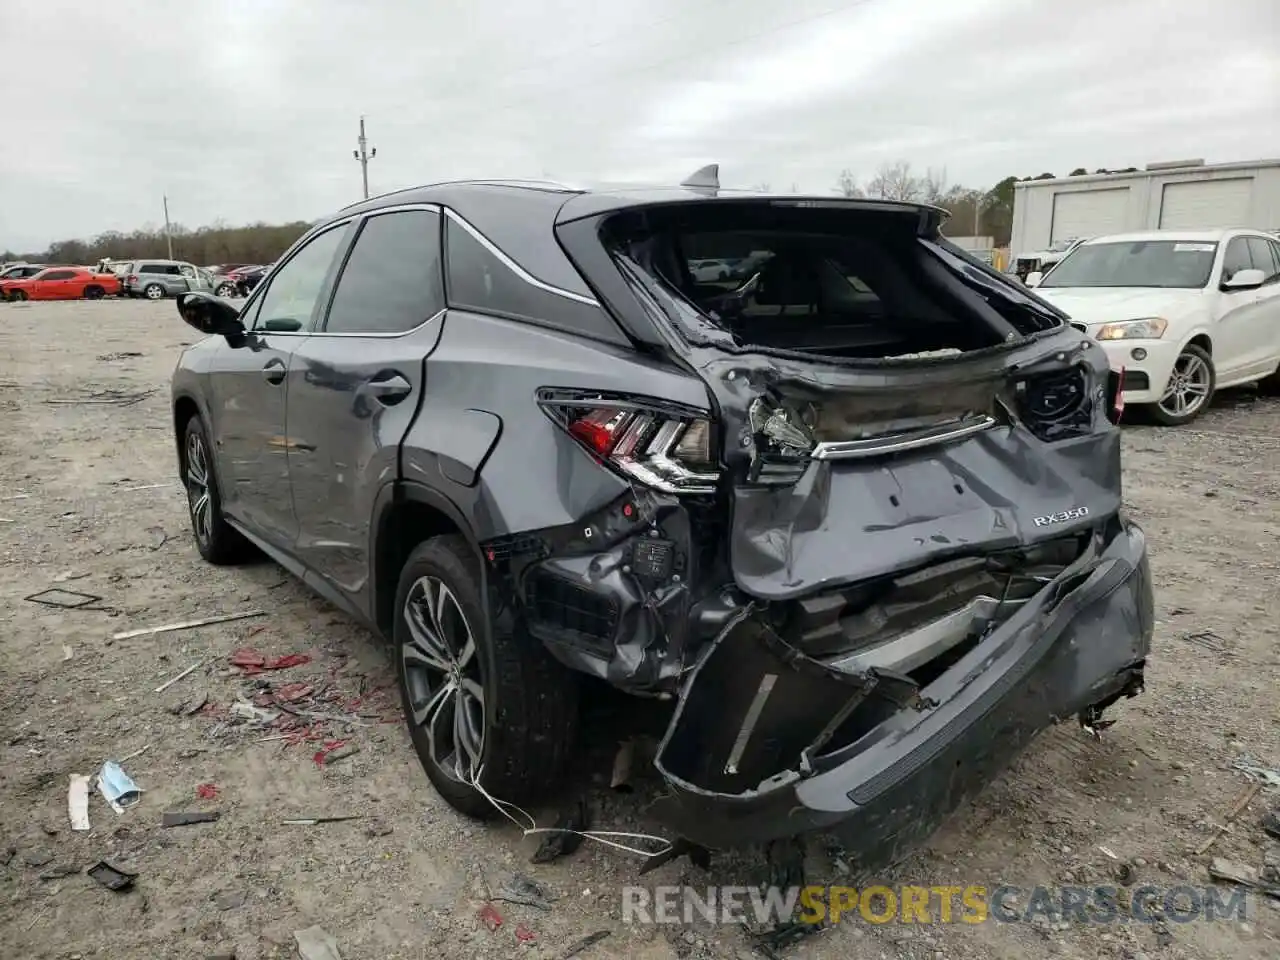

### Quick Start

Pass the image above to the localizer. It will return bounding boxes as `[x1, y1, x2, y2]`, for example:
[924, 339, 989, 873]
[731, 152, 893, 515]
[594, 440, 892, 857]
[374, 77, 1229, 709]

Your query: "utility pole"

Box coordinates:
[163, 194, 174, 260]
[353, 116, 376, 199]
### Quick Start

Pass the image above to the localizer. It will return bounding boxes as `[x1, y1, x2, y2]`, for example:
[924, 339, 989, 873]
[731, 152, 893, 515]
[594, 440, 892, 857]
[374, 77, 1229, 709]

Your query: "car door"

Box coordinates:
[1243, 236, 1280, 375]
[286, 206, 447, 604]
[32, 269, 75, 299]
[1210, 237, 1258, 380]
[206, 222, 353, 548]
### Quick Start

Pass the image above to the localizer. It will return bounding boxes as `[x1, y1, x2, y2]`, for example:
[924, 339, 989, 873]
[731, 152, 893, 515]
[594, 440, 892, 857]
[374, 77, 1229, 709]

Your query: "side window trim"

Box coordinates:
[443, 208, 599, 307]
[313, 203, 447, 338]
[248, 219, 355, 333]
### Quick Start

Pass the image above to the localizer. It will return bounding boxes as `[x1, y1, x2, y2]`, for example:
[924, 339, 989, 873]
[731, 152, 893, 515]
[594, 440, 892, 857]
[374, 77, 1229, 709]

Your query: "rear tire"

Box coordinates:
[84, 285, 104, 300]
[1146, 344, 1215, 426]
[144, 283, 164, 300]
[182, 415, 251, 564]
[1259, 364, 1280, 396]
[215, 283, 237, 298]
[394, 535, 578, 819]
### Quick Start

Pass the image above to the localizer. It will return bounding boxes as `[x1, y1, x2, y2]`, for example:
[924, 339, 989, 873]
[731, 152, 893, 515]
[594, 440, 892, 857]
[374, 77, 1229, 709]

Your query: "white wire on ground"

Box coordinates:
[464, 766, 674, 859]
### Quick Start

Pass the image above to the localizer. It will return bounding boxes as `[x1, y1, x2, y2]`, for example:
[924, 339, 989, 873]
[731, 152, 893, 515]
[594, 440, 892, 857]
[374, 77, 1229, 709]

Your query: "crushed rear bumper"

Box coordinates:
[649, 518, 1152, 861]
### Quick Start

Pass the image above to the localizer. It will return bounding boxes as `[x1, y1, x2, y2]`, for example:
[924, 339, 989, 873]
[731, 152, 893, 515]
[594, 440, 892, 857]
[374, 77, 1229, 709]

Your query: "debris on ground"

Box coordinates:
[88, 860, 137, 892]
[195, 783, 219, 800]
[610, 739, 635, 793]
[281, 816, 363, 826]
[62, 644, 74, 662]
[154, 659, 205, 693]
[213, 889, 248, 911]
[560, 930, 611, 958]
[364, 818, 393, 837]
[67, 774, 91, 831]
[314, 742, 359, 766]
[1262, 806, 1280, 840]
[495, 872, 557, 911]
[293, 926, 342, 960]
[515, 923, 537, 943]
[46, 388, 153, 406]
[228, 647, 311, 675]
[25, 587, 104, 610]
[1208, 857, 1280, 899]
[112, 610, 266, 641]
[477, 902, 504, 932]
[531, 796, 590, 864]
[168, 692, 208, 716]
[162, 811, 221, 827]
[97, 760, 143, 812]
[1195, 782, 1262, 854]
[1233, 755, 1280, 787]
[38, 863, 80, 880]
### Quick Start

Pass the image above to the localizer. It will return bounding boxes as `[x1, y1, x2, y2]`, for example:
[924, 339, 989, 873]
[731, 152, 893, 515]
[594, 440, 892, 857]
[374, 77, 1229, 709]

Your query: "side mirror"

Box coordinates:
[177, 291, 245, 338]
[1025, 271, 1044, 288]
[1222, 268, 1265, 291]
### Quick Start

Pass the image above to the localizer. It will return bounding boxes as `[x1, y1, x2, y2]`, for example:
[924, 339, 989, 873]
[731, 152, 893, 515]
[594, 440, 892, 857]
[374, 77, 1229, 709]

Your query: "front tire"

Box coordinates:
[84, 285, 104, 300]
[394, 535, 577, 819]
[215, 283, 237, 298]
[1147, 344, 1215, 426]
[182, 415, 250, 564]
[9, 289, 27, 302]
[144, 283, 164, 300]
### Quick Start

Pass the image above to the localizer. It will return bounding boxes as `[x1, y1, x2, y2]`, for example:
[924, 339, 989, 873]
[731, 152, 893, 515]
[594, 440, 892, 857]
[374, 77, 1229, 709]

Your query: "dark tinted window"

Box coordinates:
[43, 270, 75, 280]
[324, 210, 445, 334]
[1222, 239, 1251, 281]
[1245, 237, 1278, 279]
[252, 225, 349, 332]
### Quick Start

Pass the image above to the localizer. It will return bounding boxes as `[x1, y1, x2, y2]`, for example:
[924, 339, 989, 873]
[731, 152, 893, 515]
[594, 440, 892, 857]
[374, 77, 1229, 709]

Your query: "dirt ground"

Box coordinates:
[1, 298, 1277, 960]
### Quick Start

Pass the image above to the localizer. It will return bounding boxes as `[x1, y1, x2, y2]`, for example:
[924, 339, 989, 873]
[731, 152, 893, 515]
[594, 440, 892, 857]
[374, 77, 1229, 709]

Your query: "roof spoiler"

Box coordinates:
[680, 163, 720, 191]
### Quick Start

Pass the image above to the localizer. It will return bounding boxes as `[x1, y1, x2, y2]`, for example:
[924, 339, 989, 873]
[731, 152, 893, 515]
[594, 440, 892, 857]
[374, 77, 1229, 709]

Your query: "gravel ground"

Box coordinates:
[1, 299, 1278, 960]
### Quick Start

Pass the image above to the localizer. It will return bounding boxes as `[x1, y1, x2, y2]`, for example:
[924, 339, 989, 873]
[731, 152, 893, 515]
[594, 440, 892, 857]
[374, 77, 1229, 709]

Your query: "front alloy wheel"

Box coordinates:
[402, 576, 485, 783]
[1151, 344, 1214, 425]
[185, 430, 213, 547]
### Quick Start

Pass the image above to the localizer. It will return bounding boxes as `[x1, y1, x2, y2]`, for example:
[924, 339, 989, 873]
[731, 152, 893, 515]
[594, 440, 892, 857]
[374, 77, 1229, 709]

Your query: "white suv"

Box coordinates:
[1030, 229, 1280, 425]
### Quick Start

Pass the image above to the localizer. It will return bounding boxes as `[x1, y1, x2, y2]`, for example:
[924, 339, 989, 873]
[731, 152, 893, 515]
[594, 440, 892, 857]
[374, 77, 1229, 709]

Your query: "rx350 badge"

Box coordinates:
[1033, 506, 1090, 527]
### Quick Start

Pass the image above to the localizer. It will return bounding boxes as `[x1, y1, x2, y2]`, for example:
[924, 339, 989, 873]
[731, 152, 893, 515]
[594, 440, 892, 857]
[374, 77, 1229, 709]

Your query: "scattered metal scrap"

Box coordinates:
[67, 775, 91, 832]
[88, 860, 137, 892]
[154, 660, 205, 693]
[560, 930, 611, 959]
[293, 926, 342, 960]
[112, 610, 266, 641]
[162, 811, 221, 828]
[1180, 629, 1230, 654]
[1233, 755, 1280, 788]
[46, 387, 154, 406]
[1208, 857, 1280, 900]
[1195, 782, 1262, 854]
[25, 587, 104, 610]
[282, 816, 363, 826]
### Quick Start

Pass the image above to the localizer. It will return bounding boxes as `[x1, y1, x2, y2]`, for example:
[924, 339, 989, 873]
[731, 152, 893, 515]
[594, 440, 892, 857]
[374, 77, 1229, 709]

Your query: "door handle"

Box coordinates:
[262, 359, 286, 385]
[361, 373, 412, 405]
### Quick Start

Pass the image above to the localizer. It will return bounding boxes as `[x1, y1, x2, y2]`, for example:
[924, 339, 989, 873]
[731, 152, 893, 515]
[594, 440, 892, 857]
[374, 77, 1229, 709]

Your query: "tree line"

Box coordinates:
[4, 163, 1125, 264]
[2, 220, 313, 267]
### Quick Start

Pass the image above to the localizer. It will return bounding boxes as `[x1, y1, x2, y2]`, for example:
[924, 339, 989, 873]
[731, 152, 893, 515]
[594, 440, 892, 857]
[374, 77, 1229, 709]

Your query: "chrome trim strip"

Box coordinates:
[443, 208, 600, 307]
[811, 414, 997, 461]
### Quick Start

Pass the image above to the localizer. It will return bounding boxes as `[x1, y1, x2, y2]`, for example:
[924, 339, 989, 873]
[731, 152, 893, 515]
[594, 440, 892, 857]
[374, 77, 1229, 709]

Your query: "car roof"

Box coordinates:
[1081, 229, 1253, 245]
[328, 179, 945, 295]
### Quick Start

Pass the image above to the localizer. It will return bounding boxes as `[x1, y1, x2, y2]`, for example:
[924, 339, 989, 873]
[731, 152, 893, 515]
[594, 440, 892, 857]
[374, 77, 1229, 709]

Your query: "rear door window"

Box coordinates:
[322, 210, 445, 334]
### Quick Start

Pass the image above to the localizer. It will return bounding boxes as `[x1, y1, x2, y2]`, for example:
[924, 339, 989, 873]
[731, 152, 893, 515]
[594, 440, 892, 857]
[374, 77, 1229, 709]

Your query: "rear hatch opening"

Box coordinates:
[598, 200, 1063, 363]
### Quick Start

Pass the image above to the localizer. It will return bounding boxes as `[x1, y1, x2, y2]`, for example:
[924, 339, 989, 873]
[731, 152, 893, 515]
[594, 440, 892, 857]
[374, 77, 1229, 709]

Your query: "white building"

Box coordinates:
[1010, 158, 1280, 255]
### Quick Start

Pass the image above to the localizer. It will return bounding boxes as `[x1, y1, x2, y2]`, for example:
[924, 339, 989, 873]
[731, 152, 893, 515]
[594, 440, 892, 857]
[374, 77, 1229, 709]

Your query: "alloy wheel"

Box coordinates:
[145, 285, 163, 300]
[401, 576, 485, 783]
[1158, 351, 1211, 419]
[185, 431, 213, 545]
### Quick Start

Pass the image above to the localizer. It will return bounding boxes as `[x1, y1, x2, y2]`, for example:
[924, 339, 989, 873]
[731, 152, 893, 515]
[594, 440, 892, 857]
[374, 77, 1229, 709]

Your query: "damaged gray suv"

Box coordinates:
[170, 170, 1153, 866]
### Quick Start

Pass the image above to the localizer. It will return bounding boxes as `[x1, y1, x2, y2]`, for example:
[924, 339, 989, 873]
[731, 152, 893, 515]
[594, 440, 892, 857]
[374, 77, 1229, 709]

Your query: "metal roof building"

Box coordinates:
[1010, 158, 1280, 254]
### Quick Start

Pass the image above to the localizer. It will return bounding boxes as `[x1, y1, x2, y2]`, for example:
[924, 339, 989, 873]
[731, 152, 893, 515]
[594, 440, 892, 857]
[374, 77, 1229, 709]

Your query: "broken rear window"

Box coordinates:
[603, 202, 1060, 361]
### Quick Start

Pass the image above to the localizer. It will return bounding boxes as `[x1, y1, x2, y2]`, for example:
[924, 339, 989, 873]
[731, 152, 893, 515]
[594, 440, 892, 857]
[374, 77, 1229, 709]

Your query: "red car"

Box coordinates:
[1, 267, 121, 302]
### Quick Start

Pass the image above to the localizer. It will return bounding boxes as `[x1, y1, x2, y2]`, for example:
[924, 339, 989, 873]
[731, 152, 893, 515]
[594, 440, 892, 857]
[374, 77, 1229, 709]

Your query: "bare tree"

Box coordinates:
[921, 167, 948, 204]
[835, 169, 864, 198]
[866, 161, 923, 201]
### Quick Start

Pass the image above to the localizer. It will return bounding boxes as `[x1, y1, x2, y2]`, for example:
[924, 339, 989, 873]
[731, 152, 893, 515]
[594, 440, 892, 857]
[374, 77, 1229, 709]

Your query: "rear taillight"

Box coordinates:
[541, 394, 719, 495]
[127, 275, 138, 283]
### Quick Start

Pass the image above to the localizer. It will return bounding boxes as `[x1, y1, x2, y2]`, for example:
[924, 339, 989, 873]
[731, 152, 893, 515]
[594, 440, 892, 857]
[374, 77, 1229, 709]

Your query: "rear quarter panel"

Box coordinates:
[402, 309, 712, 539]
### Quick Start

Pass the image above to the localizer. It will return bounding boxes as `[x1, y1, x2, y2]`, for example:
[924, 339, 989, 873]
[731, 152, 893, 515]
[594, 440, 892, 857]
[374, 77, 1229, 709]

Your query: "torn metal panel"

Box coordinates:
[649, 520, 1152, 859]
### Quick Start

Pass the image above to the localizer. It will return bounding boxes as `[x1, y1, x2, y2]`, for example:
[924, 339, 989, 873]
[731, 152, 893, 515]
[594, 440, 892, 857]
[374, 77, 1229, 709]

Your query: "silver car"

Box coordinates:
[120, 260, 215, 299]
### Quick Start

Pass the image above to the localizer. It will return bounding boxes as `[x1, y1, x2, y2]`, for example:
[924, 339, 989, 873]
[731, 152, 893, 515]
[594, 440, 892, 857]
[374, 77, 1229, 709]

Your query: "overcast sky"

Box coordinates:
[2, 0, 1276, 251]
